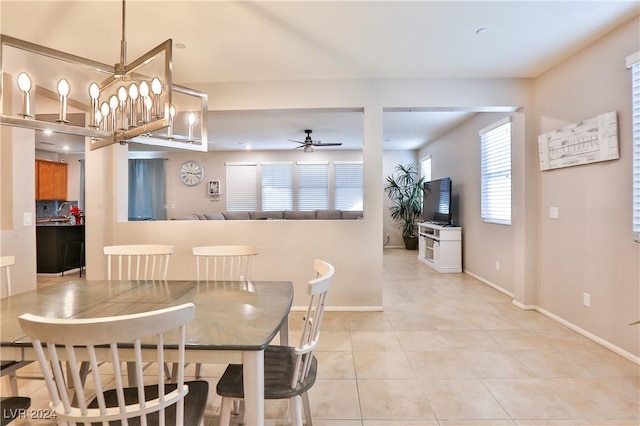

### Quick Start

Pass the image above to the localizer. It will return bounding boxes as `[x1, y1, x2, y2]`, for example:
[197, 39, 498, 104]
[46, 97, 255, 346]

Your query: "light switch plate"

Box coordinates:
[23, 212, 32, 226]
[549, 206, 559, 219]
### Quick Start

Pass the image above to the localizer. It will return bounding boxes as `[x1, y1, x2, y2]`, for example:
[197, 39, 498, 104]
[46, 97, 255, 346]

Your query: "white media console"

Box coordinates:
[418, 222, 462, 273]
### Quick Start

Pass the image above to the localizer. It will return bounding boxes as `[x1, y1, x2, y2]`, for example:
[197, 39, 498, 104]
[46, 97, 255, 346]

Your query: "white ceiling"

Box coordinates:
[2, 1, 638, 154]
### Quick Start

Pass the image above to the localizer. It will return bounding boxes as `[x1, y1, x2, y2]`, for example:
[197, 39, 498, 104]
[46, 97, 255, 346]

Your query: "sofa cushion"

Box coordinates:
[222, 211, 251, 220]
[176, 214, 201, 220]
[316, 210, 341, 220]
[341, 210, 363, 220]
[283, 210, 316, 220]
[204, 213, 225, 220]
[249, 211, 284, 220]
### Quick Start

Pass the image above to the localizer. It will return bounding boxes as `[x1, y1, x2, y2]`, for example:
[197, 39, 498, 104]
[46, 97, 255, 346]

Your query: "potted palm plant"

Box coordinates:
[384, 162, 425, 250]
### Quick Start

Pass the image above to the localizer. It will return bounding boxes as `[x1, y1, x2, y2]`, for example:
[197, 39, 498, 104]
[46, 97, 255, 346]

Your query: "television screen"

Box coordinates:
[423, 177, 452, 225]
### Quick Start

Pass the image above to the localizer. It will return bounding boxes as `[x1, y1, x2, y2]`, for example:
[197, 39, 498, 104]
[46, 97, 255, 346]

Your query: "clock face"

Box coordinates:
[179, 161, 205, 186]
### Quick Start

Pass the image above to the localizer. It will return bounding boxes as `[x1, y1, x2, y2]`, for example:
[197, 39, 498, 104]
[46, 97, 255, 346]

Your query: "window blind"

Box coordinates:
[335, 162, 363, 211]
[225, 163, 257, 211]
[297, 162, 329, 211]
[421, 157, 432, 182]
[261, 162, 292, 211]
[632, 61, 640, 241]
[480, 119, 512, 225]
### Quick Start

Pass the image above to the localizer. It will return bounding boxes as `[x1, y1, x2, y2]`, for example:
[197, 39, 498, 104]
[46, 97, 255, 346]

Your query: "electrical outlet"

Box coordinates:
[583, 293, 591, 307]
[495, 261, 500, 271]
[549, 206, 559, 219]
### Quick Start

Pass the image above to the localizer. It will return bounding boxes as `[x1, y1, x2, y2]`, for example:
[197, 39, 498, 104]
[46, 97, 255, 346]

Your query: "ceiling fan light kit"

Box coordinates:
[289, 129, 343, 153]
[0, 0, 208, 152]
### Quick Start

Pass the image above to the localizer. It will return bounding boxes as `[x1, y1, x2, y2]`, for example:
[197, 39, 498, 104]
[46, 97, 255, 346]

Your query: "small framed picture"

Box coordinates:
[208, 180, 220, 195]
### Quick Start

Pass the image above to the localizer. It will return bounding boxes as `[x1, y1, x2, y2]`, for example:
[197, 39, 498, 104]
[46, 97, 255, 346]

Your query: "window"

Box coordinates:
[297, 162, 329, 211]
[421, 157, 432, 182]
[629, 52, 640, 241]
[334, 162, 363, 211]
[261, 162, 293, 211]
[226, 163, 257, 211]
[480, 118, 512, 225]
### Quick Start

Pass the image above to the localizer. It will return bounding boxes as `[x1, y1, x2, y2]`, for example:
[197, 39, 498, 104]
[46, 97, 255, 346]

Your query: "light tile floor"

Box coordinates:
[3, 249, 639, 425]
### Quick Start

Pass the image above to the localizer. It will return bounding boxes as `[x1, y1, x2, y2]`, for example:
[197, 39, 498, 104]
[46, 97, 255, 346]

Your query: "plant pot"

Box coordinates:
[403, 236, 418, 250]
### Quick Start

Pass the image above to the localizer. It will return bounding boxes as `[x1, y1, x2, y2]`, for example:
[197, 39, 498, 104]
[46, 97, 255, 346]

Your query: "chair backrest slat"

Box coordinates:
[291, 259, 334, 389]
[192, 245, 259, 281]
[104, 245, 174, 280]
[19, 303, 195, 425]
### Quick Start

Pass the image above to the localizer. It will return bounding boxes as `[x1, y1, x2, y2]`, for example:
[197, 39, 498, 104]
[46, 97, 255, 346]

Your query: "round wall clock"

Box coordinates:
[179, 160, 205, 186]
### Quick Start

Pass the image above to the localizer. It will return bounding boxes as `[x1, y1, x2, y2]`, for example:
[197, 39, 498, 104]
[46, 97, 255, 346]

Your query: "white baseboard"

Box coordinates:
[464, 270, 640, 366]
[463, 269, 514, 298]
[536, 306, 640, 366]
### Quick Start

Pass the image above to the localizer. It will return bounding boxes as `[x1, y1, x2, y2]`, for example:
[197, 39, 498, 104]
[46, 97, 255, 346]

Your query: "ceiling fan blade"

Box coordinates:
[313, 142, 343, 146]
[288, 139, 305, 144]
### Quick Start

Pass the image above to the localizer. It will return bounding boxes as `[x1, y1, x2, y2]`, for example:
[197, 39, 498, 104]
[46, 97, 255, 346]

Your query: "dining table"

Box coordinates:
[0, 279, 294, 425]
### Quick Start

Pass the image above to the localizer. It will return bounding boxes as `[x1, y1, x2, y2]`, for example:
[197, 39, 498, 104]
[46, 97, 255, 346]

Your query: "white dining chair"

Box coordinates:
[104, 244, 174, 280]
[192, 245, 259, 282]
[183, 245, 260, 379]
[0, 255, 37, 398]
[216, 259, 335, 426]
[18, 303, 209, 426]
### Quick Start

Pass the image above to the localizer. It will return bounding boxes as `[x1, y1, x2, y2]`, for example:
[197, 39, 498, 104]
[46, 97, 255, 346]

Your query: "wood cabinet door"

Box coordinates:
[35, 160, 68, 200]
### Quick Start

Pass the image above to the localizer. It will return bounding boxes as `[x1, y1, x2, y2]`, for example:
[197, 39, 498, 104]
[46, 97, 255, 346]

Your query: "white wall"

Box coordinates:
[534, 17, 639, 357]
[1, 74, 37, 297]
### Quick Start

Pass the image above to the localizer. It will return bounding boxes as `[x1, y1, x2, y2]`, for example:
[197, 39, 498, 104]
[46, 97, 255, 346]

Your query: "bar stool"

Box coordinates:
[61, 240, 84, 277]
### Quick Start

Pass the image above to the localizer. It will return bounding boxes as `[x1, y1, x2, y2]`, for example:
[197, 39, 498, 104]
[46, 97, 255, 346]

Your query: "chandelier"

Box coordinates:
[0, 1, 208, 152]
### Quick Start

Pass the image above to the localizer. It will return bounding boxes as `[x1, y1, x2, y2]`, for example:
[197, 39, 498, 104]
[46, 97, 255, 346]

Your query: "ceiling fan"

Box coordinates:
[288, 129, 343, 153]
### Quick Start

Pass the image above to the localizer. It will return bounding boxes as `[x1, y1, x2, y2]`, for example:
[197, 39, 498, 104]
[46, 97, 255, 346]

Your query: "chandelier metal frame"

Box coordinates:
[0, 2, 208, 152]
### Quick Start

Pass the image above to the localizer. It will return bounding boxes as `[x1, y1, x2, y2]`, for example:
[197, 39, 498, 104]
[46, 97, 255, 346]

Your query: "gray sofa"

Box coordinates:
[177, 210, 363, 220]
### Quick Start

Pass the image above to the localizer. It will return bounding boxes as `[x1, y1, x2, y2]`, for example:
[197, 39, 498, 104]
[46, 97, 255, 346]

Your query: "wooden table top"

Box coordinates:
[1, 279, 293, 352]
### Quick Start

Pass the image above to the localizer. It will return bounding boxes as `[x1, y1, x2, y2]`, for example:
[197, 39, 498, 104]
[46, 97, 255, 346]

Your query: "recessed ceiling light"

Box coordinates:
[175, 43, 186, 49]
[476, 28, 489, 35]
[63, 145, 69, 150]
[44, 129, 53, 135]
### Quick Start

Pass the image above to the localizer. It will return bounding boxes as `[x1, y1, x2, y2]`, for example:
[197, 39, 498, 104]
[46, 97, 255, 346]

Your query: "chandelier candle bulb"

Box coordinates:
[117, 86, 128, 130]
[187, 112, 196, 141]
[109, 95, 118, 131]
[95, 110, 102, 128]
[168, 105, 176, 138]
[128, 83, 138, 127]
[17, 72, 33, 118]
[56, 78, 70, 123]
[100, 102, 110, 131]
[151, 77, 163, 119]
[88, 82, 100, 129]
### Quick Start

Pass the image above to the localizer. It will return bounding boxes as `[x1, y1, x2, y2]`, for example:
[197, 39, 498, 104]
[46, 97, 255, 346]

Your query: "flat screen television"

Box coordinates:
[422, 177, 452, 225]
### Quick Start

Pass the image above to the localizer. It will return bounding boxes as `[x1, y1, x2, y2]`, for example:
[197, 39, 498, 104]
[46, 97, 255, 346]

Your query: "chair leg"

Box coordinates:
[7, 372, 18, 396]
[163, 362, 172, 380]
[195, 362, 202, 378]
[302, 391, 313, 425]
[291, 395, 304, 426]
[219, 397, 233, 426]
[233, 399, 241, 415]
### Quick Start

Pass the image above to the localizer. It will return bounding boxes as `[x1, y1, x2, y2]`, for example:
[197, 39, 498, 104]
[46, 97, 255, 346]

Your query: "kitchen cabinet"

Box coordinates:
[35, 160, 68, 201]
[36, 223, 84, 273]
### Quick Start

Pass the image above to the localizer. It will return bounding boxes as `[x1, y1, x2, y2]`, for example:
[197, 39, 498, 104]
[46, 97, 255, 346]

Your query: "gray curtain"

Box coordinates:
[128, 159, 167, 220]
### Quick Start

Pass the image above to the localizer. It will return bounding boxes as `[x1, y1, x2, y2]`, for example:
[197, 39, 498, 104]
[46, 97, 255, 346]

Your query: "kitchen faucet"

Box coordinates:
[57, 201, 72, 218]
